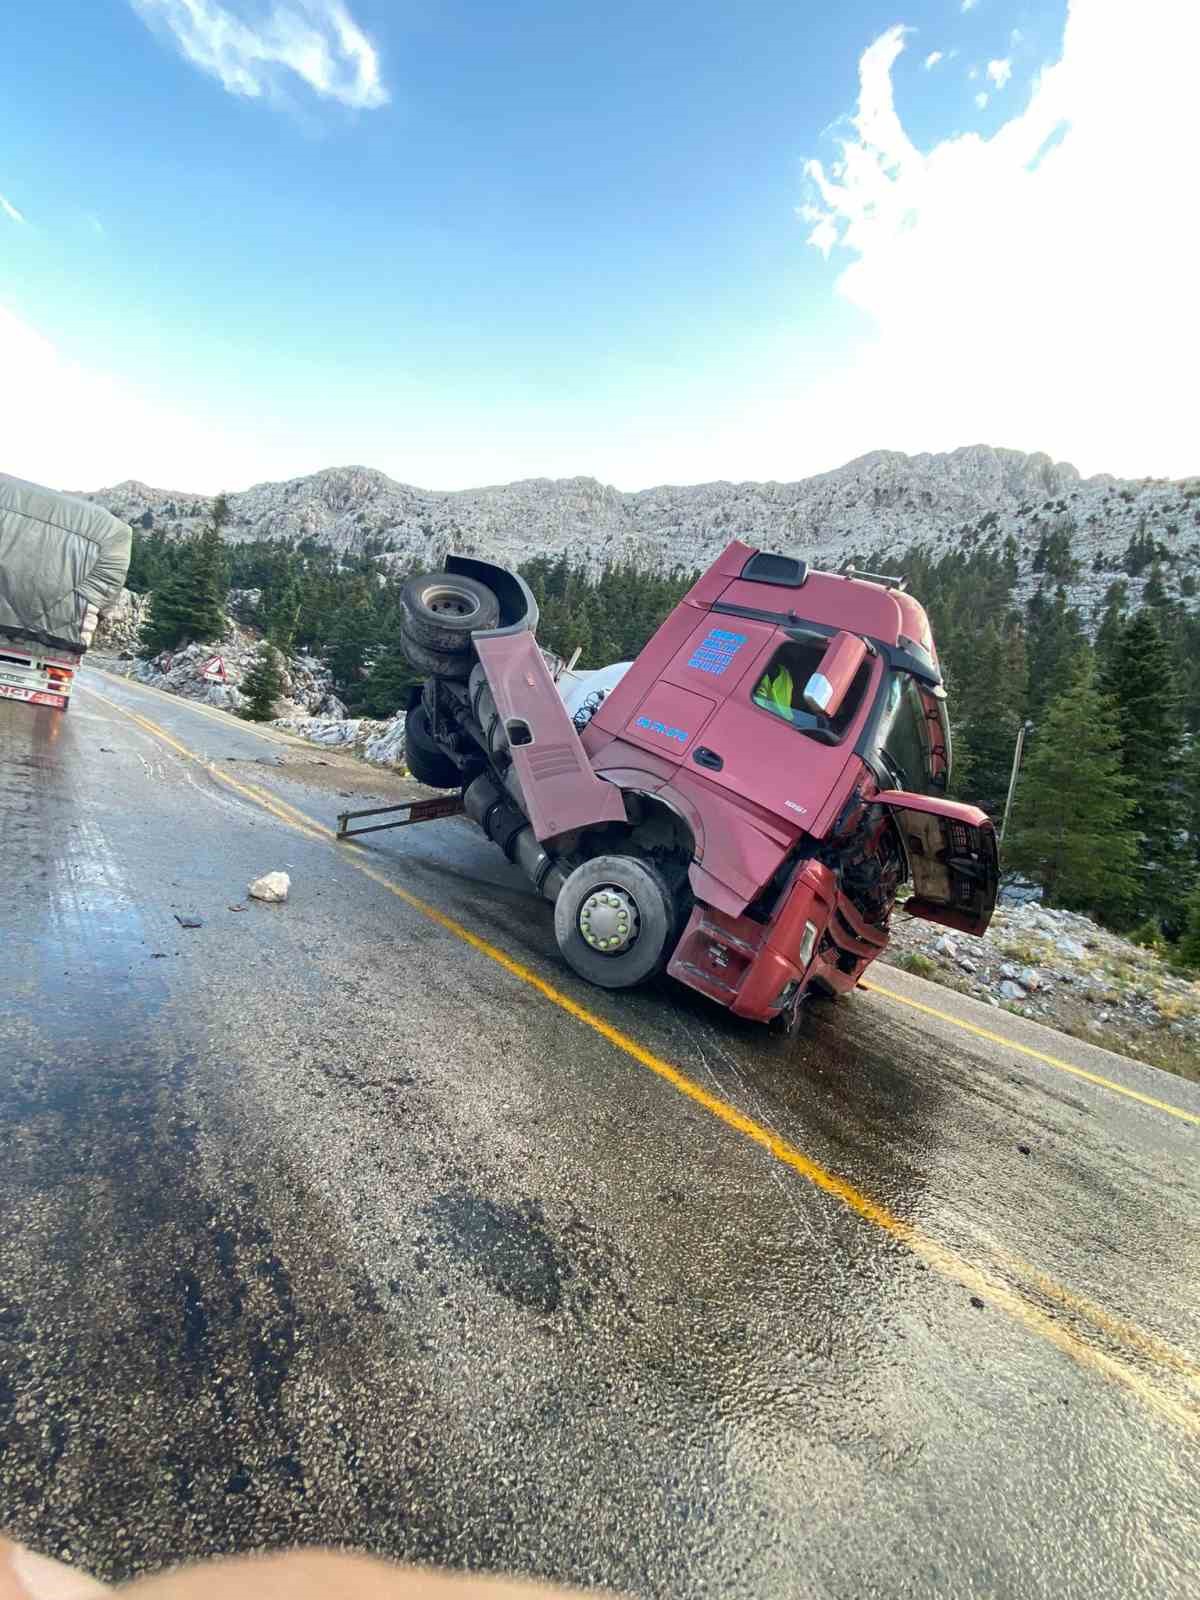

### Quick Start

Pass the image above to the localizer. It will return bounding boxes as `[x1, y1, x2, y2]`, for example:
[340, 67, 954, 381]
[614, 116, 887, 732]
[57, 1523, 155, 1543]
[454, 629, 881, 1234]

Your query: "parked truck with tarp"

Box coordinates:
[0, 474, 132, 712]
[341, 539, 999, 1031]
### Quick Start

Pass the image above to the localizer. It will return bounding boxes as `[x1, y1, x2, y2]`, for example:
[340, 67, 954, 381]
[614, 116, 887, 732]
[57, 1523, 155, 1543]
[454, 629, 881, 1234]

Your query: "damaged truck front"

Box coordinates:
[380, 539, 998, 1029]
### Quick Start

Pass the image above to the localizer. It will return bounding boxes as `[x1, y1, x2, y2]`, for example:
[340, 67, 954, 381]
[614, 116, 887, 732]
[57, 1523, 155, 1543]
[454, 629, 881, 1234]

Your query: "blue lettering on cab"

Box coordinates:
[636, 715, 689, 743]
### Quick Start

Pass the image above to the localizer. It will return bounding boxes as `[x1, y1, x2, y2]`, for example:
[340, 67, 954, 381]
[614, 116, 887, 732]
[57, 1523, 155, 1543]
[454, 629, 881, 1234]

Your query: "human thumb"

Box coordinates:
[0, 1539, 108, 1600]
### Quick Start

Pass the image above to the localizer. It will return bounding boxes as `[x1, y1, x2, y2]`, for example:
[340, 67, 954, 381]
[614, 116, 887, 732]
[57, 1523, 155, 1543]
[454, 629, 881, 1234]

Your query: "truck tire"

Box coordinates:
[554, 855, 675, 990]
[399, 572, 500, 654]
[399, 635, 474, 682]
[404, 705, 461, 788]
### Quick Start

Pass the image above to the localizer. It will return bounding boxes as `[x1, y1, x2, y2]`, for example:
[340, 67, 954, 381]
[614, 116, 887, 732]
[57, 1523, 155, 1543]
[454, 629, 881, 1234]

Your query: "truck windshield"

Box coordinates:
[874, 671, 951, 793]
[751, 639, 871, 740]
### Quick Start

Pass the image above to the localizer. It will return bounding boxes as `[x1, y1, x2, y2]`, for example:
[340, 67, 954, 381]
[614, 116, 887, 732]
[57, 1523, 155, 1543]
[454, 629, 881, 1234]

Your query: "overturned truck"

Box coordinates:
[383, 540, 997, 1028]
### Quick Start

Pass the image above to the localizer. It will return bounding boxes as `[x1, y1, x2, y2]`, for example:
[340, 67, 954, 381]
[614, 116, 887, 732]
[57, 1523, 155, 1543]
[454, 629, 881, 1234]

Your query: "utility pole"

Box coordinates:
[1000, 720, 1034, 846]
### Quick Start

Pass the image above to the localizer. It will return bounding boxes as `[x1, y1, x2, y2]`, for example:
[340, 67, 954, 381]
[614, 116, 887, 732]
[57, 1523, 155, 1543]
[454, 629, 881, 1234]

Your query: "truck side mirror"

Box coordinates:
[803, 631, 868, 719]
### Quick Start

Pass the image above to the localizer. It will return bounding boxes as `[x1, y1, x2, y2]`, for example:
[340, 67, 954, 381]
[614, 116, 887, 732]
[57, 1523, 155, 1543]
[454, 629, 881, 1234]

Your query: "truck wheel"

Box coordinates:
[404, 705, 461, 788]
[400, 635, 473, 682]
[399, 572, 500, 654]
[554, 855, 675, 990]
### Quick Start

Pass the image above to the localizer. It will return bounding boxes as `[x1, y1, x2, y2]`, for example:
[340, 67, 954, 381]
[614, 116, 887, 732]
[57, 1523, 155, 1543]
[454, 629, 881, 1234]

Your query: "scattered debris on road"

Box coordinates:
[248, 872, 290, 903]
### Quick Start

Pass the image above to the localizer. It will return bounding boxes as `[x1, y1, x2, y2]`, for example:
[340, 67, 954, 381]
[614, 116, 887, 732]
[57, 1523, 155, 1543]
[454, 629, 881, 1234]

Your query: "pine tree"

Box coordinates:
[360, 644, 419, 719]
[137, 510, 229, 658]
[241, 643, 284, 722]
[1025, 584, 1088, 718]
[1184, 739, 1200, 871]
[1100, 610, 1191, 924]
[1174, 888, 1200, 973]
[952, 620, 1027, 818]
[267, 578, 303, 652]
[1004, 660, 1139, 921]
[1093, 580, 1129, 676]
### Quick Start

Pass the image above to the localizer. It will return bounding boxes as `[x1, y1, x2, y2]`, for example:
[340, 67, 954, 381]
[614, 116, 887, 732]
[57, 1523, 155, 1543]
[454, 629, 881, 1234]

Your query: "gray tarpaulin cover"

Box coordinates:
[0, 473, 132, 653]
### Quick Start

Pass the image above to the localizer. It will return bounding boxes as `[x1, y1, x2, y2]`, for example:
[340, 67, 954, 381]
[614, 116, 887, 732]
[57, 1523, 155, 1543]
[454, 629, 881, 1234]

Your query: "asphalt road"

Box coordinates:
[2, 665, 1199, 1599]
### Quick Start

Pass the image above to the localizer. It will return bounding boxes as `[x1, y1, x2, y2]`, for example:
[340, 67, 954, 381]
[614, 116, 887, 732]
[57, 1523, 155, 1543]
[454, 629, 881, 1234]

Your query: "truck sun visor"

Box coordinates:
[739, 552, 809, 588]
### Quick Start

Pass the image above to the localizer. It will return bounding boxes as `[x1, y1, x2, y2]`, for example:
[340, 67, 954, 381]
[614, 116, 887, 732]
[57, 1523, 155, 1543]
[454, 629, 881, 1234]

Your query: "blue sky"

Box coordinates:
[2, 0, 1193, 492]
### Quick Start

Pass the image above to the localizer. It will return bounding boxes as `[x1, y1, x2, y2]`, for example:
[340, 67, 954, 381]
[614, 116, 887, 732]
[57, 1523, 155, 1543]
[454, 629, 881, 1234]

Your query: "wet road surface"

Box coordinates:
[1, 666, 1198, 1598]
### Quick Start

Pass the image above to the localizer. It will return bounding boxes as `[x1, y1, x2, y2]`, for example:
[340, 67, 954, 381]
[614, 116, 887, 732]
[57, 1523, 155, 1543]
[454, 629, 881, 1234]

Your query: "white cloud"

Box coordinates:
[967, 64, 979, 79]
[987, 57, 1013, 89]
[795, 2, 1200, 480]
[1, 192, 26, 224]
[924, 51, 944, 69]
[1010, 28, 1024, 47]
[961, 0, 978, 11]
[131, 0, 387, 108]
[0, 303, 293, 491]
[974, 90, 989, 108]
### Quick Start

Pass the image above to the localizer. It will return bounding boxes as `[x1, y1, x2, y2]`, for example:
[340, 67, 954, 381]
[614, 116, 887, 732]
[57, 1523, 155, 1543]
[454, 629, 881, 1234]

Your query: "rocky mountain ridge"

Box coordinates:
[84, 445, 1200, 619]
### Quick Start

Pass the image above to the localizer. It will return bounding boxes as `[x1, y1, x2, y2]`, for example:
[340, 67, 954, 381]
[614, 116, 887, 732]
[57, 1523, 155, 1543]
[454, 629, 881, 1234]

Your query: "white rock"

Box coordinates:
[248, 871, 291, 903]
[1018, 966, 1042, 991]
[363, 714, 408, 767]
[999, 979, 1027, 1001]
[935, 934, 958, 959]
[957, 955, 977, 974]
[1056, 936, 1087, 961]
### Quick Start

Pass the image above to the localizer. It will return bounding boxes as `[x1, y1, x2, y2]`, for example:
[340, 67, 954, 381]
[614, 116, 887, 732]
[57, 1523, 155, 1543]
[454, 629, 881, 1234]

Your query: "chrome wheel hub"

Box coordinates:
[579, 887, 639, 954]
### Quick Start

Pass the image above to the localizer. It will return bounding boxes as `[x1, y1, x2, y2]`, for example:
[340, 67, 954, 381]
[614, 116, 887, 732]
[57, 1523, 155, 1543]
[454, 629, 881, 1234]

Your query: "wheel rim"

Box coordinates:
[578, 887, 640, 954]
[419, 584, 480, 621]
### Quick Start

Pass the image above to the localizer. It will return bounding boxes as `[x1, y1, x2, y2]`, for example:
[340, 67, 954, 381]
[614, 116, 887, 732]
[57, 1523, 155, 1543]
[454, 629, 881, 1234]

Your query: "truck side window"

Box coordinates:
[875, 672, 949, 792]
[751, 641, 871, 739]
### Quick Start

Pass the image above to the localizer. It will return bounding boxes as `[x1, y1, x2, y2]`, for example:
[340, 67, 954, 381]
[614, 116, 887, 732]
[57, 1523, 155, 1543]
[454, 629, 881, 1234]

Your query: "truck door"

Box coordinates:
[874, 791, 999, 936]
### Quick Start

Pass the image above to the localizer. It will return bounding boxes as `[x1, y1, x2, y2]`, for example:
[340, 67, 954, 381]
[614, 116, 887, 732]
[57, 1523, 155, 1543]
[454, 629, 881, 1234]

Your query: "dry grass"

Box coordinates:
[1057, 1015, 1200, 1085]
[895, 950, 936, 979]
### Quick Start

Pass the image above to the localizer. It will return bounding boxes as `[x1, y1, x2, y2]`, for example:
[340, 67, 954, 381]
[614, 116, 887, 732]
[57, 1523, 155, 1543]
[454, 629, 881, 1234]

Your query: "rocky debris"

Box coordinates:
[226, 587, 262, 621]
[248, 871, 290, 903]
[96, 620, 341, 720]
[81, 446, 1200, 624]
[273, 715, 383, 749]
[886, 893, 1200, 1073]
[93, 587, 152, 654]
[271, 710, 408, 770]
[363, 716, 407, 766]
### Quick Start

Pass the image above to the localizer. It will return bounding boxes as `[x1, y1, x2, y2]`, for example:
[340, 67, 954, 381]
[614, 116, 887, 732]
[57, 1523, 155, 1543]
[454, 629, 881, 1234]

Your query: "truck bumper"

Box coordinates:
[0, 683, 68, 709]
[666, 861, 888, 1023]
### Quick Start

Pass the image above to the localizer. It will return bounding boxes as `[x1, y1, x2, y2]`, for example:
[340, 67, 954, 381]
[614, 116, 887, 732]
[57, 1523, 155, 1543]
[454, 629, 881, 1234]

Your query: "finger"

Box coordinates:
[118, 1552, 582, 1600]
[0, 1538, 109, 1600]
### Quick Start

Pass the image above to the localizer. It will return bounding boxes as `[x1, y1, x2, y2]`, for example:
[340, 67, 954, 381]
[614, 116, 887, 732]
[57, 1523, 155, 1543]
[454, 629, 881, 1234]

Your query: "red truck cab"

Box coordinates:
[397, 539, 998, 1028]
[576, 542, 996, 1020]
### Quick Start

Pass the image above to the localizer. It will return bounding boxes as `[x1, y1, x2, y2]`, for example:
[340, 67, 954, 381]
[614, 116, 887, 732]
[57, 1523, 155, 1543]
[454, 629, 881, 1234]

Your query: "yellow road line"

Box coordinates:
[85, 685, 1200, 1436]
[861, 978, 1200, 1127]
[86, 666, 312, 749]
